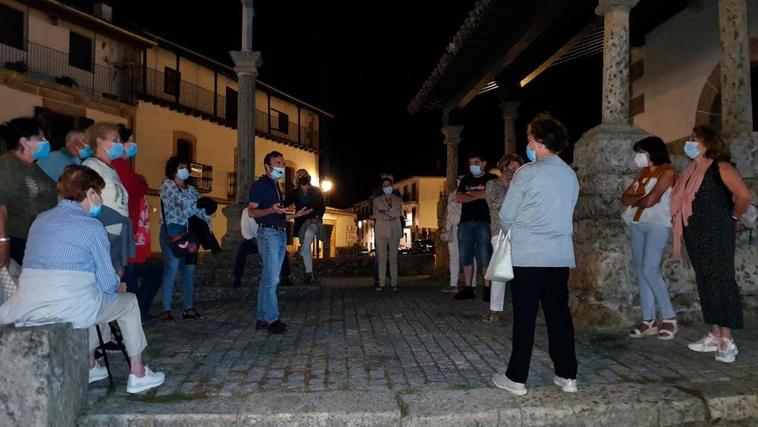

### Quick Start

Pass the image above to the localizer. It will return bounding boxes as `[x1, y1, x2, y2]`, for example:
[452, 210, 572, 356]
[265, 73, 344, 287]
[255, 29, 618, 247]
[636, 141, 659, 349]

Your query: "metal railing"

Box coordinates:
[0, 40, 135, 102]
[139, 66, 318, 148]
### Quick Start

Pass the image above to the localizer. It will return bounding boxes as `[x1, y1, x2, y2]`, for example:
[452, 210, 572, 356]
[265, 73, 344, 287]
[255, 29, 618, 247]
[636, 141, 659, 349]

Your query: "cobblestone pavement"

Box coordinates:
[87, 277, 758, 407]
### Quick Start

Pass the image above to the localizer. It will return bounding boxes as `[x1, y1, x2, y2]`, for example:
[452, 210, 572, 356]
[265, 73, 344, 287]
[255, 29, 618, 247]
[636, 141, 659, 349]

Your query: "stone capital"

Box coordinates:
[499, 100, 521, 119]
[229, 51, 262, 77]
[441, 125, 463, 145]
[596, 0, 639, 16]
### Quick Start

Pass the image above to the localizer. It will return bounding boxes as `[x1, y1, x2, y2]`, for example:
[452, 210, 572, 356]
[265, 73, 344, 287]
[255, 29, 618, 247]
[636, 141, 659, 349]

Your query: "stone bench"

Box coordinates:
[0, 323, 88, 427]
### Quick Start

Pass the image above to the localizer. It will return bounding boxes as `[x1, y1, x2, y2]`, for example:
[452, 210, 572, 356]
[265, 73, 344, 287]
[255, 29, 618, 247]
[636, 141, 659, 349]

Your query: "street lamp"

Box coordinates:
[320, 177, 333, 193]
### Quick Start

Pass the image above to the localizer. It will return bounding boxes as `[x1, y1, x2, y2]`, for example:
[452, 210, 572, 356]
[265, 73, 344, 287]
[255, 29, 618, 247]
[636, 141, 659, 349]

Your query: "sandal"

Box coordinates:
[629, 320, 658, 338]
[657, 319, 678, 340]
[160, 310, 175, 323]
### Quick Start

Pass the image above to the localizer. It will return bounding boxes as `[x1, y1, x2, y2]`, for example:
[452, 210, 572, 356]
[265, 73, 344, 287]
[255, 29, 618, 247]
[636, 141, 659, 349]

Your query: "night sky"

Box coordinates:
[66, 1, 682, 208]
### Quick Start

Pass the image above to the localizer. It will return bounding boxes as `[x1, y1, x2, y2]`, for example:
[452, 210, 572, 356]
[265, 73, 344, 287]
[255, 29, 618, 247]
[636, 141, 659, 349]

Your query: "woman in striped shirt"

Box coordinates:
[0, 165, 165, 394]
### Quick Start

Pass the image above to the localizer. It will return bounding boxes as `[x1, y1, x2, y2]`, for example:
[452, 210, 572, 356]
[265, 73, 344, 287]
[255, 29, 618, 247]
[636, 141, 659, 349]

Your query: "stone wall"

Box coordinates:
[0, 324, 88, 427]
[313, 254, 436, 277]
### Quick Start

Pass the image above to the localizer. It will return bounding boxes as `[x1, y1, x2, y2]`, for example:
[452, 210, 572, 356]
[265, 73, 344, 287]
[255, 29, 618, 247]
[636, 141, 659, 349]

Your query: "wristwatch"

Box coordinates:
[0, 236, 10, 244]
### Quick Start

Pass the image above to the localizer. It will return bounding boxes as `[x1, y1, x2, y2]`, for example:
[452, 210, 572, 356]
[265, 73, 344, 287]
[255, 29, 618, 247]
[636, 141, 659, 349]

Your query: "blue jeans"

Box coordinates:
[257, 227, 286, 323]
[457, 221, 493, 268]
[630, 222, 676, 320]
[159, 225, 196, 311]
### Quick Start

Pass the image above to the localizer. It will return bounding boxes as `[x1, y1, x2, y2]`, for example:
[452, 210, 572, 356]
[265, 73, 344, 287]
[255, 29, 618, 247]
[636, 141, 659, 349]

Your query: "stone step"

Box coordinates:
[79, 382, 758, 426]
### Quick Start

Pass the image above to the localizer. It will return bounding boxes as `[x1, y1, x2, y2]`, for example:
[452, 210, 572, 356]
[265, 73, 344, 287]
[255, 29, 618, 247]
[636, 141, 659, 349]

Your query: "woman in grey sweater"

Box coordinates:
[492, 113, 579, 397]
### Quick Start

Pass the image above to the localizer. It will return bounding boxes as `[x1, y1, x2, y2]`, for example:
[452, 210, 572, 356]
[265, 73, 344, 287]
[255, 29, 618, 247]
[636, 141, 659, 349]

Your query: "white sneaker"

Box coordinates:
[715, 339, 739, 363]
[687, 333, 719, 353]
[553, 376, 578, 393]
[492, 373, 527, 396]
[88, 362, 108, 384]
[126, 366, 165, 394]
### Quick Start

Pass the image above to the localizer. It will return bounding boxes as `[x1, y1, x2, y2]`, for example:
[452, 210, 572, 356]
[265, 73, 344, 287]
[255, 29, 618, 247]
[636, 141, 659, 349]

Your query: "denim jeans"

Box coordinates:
[159, 225, 196, 311]
[257, 227, 286, 323]
[233, 238, 292, 283]
[457, 220, 493, 268]
[629, 222, 676, 320]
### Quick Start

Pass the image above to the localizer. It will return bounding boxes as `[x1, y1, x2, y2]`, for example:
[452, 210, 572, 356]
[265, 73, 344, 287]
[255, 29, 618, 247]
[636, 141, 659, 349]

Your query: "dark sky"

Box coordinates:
[65, 1, 687, 208]
[66, 0, 482, 207]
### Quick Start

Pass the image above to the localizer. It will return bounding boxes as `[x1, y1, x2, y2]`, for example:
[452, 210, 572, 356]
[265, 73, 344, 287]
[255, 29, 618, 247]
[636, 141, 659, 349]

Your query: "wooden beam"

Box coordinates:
[519, 19, 601, 88]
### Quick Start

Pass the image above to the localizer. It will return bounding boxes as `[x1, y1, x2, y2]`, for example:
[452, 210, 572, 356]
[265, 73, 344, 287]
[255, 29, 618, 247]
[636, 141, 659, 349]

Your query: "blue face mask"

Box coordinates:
[78, 145, 93, 160]
[526, 145, 537, 162]
[469, 165, 482, 176]
[32, 139, 51, 160]
[176, 168, 190, 181]
[383, 186, 393, 195]
[125, 143, 138, 158]
[88, 203, 103, 218]
[684, 140, 701, 160]
[106, 142, 124, 160]
[271, 166, 285, 181]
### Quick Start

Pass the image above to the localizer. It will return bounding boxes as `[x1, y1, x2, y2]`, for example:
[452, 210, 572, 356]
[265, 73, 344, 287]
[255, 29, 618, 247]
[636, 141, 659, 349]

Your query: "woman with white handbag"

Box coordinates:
[482, 154, 524, 322]
[492, 113, 579, 397]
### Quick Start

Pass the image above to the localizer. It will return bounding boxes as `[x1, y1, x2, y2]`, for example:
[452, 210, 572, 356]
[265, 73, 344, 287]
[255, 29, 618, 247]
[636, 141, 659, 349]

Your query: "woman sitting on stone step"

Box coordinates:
[0, 165, 165, 394]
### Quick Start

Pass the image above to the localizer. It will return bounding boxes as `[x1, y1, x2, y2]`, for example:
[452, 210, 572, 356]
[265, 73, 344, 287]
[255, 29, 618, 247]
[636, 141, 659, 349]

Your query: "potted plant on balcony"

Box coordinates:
[4, 60, 28, 73]
[55, 76, 78, 87]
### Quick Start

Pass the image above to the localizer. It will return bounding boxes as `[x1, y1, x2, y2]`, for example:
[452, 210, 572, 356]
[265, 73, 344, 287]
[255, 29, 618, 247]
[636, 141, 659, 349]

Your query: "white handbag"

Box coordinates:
[485, 230, 514, 282]
[0, 259, 21, 304]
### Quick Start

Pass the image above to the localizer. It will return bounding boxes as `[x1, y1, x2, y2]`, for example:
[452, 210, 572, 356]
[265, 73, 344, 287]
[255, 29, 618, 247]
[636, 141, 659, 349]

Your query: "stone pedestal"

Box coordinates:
[0, 324, 87, 427]
[221, 203, 245, 250]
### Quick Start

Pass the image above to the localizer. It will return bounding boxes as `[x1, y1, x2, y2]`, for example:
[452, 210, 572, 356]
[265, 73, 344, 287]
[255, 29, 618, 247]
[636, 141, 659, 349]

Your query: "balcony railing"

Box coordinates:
[0, 40, 135, 103]
[139, 66, 319, 149]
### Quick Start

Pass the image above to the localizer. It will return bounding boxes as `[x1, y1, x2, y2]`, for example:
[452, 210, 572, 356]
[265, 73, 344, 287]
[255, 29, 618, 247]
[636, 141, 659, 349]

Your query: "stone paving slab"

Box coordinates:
[80, 277, 758, 426]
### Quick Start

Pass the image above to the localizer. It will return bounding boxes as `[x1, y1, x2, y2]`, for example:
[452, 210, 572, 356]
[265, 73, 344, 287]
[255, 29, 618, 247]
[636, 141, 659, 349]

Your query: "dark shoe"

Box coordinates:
[255, 320, 269, 330]
[454, 287, 476, 300]
[160, 310, 175, 323]
[391, 286, 399, 293]
[233, 278, 242, 288]
[374, 286, 384, 292]
[101, 341, 122, 352]
[182, 307, 205, 320]
[441, 287, 459, 294]
[304, 272, 316, 283]
[267, 320, 287, 334]
[483, 286, 491, 302]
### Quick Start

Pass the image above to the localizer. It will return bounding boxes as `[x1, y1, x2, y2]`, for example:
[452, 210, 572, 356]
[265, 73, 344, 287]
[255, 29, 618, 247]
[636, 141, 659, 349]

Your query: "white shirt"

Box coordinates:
[83, 157, 129, 235]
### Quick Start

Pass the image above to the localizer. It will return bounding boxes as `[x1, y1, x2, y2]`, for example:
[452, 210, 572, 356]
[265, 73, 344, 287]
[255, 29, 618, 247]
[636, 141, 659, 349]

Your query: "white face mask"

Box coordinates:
[634, 153, 649, 168]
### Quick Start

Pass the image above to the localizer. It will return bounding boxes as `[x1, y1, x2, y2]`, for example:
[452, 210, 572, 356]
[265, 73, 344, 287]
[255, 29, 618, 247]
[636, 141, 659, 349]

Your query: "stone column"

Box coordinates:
[222, 0, 263, 249]
[567, 0, 651, 328]
[441, 125, 463, 194]
[499, 99, 521, 156]
[719, 0, 758, 178]
[597, 0, 637, 125]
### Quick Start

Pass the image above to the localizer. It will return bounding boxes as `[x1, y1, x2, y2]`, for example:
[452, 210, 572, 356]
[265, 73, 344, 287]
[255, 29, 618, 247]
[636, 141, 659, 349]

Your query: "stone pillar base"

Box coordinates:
[570, 124, 758, 328]
[221, 203, 246, 251]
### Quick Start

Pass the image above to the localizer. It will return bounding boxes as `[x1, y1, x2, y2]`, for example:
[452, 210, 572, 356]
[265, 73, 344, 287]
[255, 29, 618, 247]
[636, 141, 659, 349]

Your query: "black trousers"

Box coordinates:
[234, 239, 291, 282]
[506, 266, 577, 384]
[124, 259, 163, 318]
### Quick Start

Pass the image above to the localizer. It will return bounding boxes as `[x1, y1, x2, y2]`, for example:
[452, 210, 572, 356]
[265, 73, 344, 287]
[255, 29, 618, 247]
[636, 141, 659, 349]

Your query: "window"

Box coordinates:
[176, 138, 193, 163]
[411, 183, 418, 201]
[190, 162, 213, 193]
[0, 5, 24, 50]
[284, 166, 295, 198]
[271, 109, 289, 133]
[69, 32, 92, 72]
[164, 67, 180, 97]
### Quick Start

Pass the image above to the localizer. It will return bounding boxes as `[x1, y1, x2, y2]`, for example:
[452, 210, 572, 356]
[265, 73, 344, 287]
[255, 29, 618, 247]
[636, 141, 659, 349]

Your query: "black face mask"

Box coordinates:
[298, 177, 310, 186]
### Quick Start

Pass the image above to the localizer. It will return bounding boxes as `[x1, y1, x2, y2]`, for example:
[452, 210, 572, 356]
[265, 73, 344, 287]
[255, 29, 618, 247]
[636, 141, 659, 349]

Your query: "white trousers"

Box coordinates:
[489, 234, 506, 312]
[299, 223, 318, 273]
[88, 293, 147, 357]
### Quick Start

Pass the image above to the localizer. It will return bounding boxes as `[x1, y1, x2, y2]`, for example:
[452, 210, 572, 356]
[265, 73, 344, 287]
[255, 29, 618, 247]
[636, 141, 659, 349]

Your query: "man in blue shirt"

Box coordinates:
[37, 130, 90, 181]
[248, 151, 310, 334]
